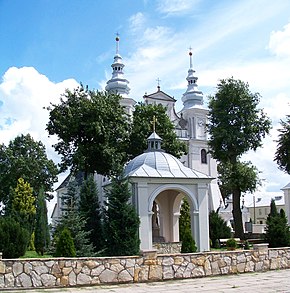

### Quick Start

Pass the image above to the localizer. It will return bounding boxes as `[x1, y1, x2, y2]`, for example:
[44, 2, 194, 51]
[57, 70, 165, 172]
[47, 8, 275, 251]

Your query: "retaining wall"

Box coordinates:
[1, 245, 290, 289]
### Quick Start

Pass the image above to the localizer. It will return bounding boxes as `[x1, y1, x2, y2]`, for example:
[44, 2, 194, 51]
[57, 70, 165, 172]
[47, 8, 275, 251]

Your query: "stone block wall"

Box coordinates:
[1, 246, 290, 289]
[153, 242, 182, 254]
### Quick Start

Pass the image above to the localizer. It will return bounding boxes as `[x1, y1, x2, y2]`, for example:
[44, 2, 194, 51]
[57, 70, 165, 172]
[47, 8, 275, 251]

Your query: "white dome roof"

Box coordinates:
[124, 150, 210, 179]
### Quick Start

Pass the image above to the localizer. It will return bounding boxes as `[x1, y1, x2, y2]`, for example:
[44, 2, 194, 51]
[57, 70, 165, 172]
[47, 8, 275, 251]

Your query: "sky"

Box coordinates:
[1, 0, 290, 215]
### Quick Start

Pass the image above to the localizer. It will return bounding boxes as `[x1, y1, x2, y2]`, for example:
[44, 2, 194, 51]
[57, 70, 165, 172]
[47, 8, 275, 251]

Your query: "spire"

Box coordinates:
[181, 48, 204, 109]
[105, 34, 130, 97]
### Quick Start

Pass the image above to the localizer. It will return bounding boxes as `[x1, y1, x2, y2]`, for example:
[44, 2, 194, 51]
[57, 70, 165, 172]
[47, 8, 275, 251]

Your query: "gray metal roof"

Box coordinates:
[124, 151, 211, 179]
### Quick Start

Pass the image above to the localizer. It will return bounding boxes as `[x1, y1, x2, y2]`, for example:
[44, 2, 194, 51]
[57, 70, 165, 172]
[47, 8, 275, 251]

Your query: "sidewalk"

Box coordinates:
[5, 269, 290, 293]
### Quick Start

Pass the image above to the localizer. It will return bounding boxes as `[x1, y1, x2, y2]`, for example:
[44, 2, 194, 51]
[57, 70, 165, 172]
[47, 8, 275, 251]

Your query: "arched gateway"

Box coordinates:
[124, 132, 213, 252]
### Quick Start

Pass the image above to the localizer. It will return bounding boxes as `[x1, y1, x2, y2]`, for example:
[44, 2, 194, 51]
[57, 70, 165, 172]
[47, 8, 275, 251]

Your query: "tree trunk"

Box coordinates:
[232, 188, 245, 239]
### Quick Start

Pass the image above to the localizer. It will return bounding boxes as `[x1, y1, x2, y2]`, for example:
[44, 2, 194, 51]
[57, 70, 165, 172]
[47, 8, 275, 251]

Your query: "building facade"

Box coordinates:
[51, 37, 224, 252]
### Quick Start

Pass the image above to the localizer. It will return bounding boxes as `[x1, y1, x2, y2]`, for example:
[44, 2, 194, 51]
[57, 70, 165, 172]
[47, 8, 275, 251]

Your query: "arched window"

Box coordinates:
[201, 149, 207, 164]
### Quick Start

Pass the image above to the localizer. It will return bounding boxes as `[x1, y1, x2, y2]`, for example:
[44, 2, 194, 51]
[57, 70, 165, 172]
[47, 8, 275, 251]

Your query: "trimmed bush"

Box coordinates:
[226, 238, 237, 250]
[55, 227, 76, 257]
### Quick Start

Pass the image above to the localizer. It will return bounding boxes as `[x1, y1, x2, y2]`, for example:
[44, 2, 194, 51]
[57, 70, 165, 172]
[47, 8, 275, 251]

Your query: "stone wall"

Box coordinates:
[1, 245, 290, 289]
[153, 242, 182, 254]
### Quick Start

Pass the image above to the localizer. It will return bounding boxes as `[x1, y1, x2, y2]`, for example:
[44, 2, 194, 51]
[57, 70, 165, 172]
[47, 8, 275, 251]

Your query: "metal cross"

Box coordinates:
[151, 115, 157, 132]
[156, 77, 161, 87]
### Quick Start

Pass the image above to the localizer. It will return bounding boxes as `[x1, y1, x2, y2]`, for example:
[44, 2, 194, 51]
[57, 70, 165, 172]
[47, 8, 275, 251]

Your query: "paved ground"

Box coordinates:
[4, 269, 290, 293]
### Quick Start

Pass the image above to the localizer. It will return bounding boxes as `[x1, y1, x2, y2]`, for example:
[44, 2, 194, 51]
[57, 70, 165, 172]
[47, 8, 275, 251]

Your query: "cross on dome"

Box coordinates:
[115, 32, 120, 54]
[188, 46, 193, 69]
[156, 77, 161, 91]
[151, 115, 158, 132]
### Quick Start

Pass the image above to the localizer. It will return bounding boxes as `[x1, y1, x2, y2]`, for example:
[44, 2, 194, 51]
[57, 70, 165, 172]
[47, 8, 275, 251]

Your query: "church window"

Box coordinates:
[201, 149, 207, 164]
[118, 66, 120, 70]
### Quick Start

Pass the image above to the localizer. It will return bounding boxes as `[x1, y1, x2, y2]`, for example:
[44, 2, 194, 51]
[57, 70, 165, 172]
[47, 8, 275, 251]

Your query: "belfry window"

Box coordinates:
[201, 149, 207, 164]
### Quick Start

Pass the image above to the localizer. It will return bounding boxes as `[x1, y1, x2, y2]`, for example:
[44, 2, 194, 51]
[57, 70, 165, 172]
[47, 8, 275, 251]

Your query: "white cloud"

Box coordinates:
[0, 67, 79, 160]
[129, 12, 146, 33]
[268, 23, 290, 58]
[156, 0, 200, 16]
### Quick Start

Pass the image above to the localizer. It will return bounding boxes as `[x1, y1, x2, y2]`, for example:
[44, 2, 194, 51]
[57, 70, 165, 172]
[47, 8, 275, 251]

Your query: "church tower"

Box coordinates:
[179, 49, 222, 211]
[105, 34, 135, 115]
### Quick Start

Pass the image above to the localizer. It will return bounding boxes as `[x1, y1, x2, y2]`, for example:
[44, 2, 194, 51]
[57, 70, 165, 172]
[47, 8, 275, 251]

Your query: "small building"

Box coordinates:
[247, 193, 285, 225]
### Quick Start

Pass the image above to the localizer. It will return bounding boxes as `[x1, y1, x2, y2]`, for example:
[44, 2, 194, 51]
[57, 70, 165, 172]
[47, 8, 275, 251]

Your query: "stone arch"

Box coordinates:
[148, 184, 199, 244]
[148, 184, 199, 213]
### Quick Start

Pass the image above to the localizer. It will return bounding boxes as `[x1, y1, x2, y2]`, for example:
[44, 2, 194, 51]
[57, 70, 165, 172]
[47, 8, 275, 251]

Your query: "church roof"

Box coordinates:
[124, 151, 211, 179]
[143, 89, 176, 102]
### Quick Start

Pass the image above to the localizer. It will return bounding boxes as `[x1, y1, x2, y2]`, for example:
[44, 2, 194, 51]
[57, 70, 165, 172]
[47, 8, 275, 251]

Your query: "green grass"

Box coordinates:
[20, 250, 53, 258]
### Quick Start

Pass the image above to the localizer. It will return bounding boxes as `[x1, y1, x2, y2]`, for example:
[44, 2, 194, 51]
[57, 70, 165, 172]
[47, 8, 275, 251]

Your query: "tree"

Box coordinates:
[103, 174, 140, 256]
[46, 87, 130, 176]
[34, 187, 50, 255]
[0, 216, 30, 258]
[11, 177, 36, 232]
[217, 161, 261, 200]
[55, 227, 76, 257]
[54, 179, 95, 257]
[207, 77, 271, 239]
[128, 103, 187, 159]
[79, 175, 104, 253]
[275, 115, 290, 173]
[0, 134, 58, 207]
[179, 198, 197, 253]
[209, 211, 231, 248]
[265, 199, 290, 248]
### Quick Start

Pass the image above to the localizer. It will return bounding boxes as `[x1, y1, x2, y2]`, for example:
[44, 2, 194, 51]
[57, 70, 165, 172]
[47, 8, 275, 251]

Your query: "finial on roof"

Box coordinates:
[189, 46, 193, 69]
[156, 77, 161, 91]
[151, 115, 157, 132]
[115, 32, 120, 54]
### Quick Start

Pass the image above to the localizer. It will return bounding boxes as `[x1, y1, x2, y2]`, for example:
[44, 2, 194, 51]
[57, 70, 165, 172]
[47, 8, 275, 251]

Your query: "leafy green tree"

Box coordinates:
[55, 227, 76, 257]
[35, 187, 50, 255]
[103, 174, 140, 256]
[46, 87, 130, 176]
[0, 134, 58, 208]
[265, 199, 290, 248]
[217, 161, 261, 200]
[0, 216, 30, 258]
[11, 177, 36, 232]
[207, 77, 271, 239]
[129, 103, 187, 159]
[179, 198, 197, 253]
[209, 211, 231, 248]
[275, 115, 290, 173]
[79, 175, 104, 253]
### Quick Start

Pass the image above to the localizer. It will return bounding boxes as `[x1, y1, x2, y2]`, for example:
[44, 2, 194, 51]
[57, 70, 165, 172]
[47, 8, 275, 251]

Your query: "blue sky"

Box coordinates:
[1, 0, 290, 211]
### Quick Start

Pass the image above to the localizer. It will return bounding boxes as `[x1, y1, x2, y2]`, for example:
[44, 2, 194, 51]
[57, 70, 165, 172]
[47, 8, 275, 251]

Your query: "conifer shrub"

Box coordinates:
[265, 199, 290, 248]
[0, 216, 30, 258]
[179, 197, 197, 253]
[209, 211, 231, 248]
[181, 229, 197, 253]
[55, 227, 76, 257]
[103, 175, 140, 256]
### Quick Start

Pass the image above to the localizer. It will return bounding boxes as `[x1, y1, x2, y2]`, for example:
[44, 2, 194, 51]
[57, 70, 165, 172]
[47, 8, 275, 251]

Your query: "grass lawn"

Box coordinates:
[21, 250, 53, 258]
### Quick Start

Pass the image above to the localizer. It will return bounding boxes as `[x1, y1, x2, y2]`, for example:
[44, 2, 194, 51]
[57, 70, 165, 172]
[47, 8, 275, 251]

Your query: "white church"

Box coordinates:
[51, 36, 224, 252]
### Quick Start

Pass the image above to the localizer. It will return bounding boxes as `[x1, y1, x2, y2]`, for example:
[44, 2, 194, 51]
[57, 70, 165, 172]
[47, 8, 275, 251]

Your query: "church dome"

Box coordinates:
[124, 149, 210, 179]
